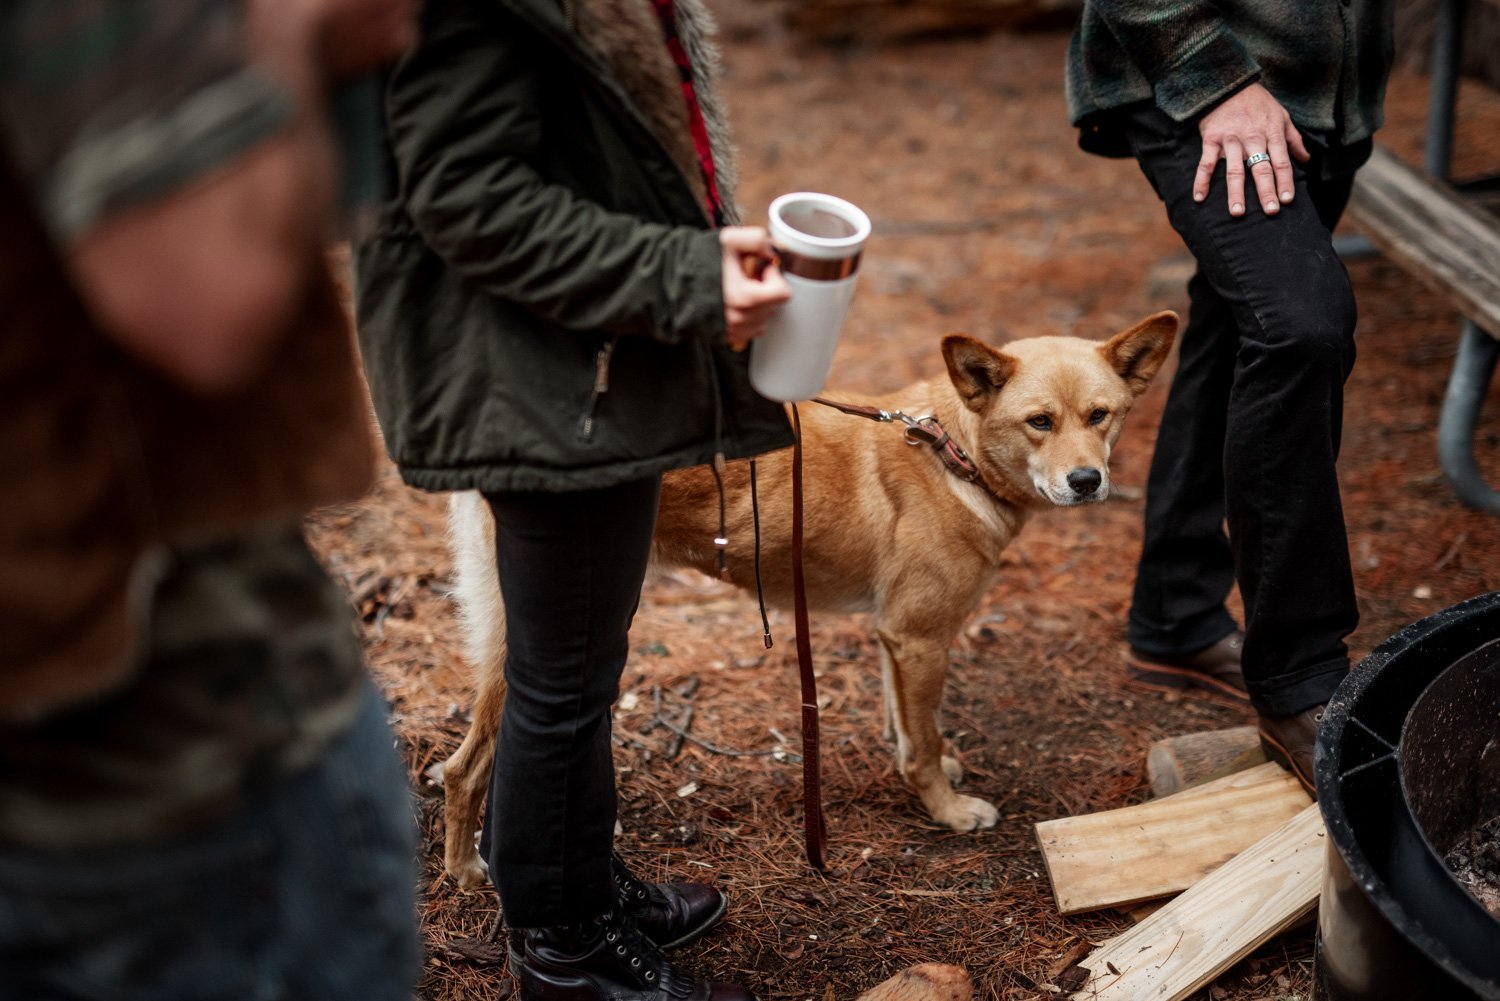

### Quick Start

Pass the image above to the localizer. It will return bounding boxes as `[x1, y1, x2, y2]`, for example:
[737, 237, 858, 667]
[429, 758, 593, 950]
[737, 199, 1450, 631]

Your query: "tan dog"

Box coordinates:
[436, 311, 1177, 888]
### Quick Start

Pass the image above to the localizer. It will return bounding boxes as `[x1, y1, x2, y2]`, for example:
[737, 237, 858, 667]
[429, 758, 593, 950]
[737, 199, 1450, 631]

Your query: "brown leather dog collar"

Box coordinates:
[810, 397, 1012, 507]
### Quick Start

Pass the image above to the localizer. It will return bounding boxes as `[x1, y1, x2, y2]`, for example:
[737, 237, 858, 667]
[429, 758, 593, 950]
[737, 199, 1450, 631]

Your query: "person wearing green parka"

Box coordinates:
[352, 0, 792, 999]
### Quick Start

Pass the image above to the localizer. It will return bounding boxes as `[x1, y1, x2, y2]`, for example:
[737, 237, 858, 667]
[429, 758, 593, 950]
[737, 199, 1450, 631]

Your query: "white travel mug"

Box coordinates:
[749, 192, 872, 403]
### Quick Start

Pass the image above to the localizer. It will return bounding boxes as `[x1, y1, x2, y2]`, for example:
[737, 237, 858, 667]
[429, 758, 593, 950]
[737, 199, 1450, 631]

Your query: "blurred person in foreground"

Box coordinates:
[352, 0, 795, 998]
[0, 1, 420, 996]
[1067, 0, 1396, 794]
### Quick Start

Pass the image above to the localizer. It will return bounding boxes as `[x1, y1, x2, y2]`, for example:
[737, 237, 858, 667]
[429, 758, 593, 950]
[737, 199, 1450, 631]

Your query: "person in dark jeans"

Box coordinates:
[353, 1, 795, 998]
[1066, 0, 1396, 794]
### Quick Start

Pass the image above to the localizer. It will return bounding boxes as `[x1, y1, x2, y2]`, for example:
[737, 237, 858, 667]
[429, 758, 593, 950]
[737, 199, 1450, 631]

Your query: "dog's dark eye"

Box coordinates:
[1027, 414, 1053, 431]
[1089, 408, 1109, 425]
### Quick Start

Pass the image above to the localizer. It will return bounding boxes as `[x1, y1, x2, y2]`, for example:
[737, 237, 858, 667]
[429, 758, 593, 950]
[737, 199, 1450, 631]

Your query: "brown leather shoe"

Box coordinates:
[1127, 631, 1250, 702]
[1258, 704, 1325, 798]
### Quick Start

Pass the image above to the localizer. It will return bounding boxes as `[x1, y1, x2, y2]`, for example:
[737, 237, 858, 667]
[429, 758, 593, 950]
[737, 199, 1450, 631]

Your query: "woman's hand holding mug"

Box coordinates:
[720, 226, 790, 352]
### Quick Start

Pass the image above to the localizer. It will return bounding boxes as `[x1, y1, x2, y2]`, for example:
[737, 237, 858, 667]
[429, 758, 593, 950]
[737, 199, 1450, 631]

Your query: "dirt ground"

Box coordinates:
[306, 7, 1500, 1000]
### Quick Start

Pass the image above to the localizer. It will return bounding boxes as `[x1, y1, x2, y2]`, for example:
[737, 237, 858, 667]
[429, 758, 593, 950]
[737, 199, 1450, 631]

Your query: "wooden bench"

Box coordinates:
[1346, 144, 1500, 512]
[1347, 144, 1500, 340]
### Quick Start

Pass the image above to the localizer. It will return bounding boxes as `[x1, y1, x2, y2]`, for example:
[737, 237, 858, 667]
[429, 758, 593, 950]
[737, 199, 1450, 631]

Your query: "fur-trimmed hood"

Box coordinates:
[570, 0, 740, 223]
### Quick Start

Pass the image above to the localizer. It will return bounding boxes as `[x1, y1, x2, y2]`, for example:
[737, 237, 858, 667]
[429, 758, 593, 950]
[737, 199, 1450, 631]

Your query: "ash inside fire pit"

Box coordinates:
[1446, 814, 1500, 920]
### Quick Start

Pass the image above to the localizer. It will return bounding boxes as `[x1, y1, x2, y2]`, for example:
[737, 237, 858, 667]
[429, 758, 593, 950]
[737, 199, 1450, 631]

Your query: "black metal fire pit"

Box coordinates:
[1315, 593, 1500, 1001]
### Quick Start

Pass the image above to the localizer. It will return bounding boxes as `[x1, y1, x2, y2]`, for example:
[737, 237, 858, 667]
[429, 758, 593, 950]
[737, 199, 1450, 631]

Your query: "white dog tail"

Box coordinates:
[447, 490, 507, 679]
[433, 490, 509, 888]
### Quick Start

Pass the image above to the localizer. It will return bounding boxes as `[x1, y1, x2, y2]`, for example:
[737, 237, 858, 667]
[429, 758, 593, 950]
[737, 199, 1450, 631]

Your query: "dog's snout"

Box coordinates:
[1067, 467, 1103, 495]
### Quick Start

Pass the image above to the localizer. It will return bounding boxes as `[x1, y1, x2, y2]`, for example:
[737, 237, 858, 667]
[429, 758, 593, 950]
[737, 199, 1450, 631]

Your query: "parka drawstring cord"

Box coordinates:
[708, 456, 729, 578]
[696, 339, 731, 579]
[698, 343, 772, 648]
[749, 459, 772, 649]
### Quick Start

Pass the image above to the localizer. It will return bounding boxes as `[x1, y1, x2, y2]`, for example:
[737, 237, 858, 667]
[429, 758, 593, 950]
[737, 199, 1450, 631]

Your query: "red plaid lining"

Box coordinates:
[648, 0, 725, 227]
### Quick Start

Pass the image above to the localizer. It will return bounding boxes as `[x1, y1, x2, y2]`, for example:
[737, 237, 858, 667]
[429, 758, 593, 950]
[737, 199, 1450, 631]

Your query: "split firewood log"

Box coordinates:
[855, 963, 972, 1001]
[1146, 725, 1263, 798]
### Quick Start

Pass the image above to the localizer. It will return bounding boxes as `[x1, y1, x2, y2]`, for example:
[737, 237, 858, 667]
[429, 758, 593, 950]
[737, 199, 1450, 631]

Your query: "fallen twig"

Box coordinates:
[1435, 531, 1468, 571]
[646, 713, 800, 760]
[668, 703, 695, 759]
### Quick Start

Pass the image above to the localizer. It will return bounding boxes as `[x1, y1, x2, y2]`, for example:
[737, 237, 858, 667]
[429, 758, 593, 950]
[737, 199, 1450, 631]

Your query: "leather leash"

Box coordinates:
[785, 395, 1005, 870]
[789, 403, 827, 870]
[811, 396, 1009, 505]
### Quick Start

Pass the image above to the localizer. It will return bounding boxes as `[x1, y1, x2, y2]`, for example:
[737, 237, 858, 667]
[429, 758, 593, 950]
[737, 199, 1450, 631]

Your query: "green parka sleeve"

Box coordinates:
[384, 0, 726, 345]
[1084, 0, 1261, 122]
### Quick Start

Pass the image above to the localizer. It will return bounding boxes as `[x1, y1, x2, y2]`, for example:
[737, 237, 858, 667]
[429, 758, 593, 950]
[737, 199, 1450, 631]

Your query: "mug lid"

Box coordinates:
[768, 192, 872, 260]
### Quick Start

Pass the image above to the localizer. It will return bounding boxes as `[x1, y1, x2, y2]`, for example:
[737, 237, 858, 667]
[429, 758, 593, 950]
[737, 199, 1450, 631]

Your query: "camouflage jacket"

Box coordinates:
[0, 0, 372, 845]
[0, 0, 374, 720]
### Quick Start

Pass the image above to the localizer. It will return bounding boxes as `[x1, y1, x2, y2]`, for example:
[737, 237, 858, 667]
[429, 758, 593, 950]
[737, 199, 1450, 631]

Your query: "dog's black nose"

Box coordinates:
[1067, 467, 1103, 495]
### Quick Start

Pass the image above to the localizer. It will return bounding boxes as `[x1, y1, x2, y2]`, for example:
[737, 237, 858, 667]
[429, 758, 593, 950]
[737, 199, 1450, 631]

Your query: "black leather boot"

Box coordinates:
[517, 909, 755, 1001]
[509, 854, 727, 962]
[611, 853, 727, 949]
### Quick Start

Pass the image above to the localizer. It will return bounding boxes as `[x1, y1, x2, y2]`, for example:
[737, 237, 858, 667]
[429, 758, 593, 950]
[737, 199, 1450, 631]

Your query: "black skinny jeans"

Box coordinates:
[479, 477, 661, 928]
[1118, 105, 1363, 717]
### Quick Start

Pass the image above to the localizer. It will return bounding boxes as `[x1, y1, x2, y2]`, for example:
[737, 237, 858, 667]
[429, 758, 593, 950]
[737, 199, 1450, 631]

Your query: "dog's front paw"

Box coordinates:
[449, 855, 490, 890]
[934, 794, 1000, 832]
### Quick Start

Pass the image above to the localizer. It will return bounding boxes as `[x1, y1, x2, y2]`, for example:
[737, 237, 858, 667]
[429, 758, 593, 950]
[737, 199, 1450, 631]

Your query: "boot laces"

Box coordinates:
[611, 856, 655, 905]
[595, 908, 664, 983]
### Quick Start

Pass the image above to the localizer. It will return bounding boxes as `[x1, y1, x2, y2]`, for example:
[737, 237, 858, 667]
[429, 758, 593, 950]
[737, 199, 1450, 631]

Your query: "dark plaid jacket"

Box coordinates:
[1066, 0, 1396, 156]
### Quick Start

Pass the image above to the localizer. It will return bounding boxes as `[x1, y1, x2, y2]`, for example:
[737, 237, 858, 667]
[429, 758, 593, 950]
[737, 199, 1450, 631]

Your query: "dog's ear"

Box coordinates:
[1101, 311, 1178, 396]
[943, 334, 1018, 413]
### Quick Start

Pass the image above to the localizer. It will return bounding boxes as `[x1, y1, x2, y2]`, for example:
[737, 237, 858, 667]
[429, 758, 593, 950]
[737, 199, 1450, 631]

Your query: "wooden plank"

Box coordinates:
[1072, 803, 1325, 1001]
[1146, 726, 1263, 797]
[1035, 762, 1310, 915]
[1347, 143, 1500, 339]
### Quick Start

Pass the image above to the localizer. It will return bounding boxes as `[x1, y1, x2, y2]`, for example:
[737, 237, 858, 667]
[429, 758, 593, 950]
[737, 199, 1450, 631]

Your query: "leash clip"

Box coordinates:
[901, 415, 942, 447]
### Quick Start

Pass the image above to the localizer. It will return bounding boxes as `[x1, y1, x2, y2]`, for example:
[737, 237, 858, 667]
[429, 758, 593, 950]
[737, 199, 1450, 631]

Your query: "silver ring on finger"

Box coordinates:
[1245, 152, 1271, 167]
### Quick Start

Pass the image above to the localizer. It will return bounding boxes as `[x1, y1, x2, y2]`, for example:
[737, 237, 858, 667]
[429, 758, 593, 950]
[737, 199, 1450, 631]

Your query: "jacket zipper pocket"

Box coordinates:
[576, 335, 618, 441]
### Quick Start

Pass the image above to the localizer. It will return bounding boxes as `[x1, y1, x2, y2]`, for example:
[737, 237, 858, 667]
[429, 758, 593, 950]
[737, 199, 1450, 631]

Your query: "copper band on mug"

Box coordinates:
[776, 248, 862, 282]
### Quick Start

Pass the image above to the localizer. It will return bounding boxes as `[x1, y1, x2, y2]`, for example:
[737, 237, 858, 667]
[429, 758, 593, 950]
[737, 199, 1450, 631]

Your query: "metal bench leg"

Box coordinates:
[1333, 233, 1377, 261]
[1421, 0, 1500, 512]
[1423, 0, 1464, 179]
[1437, 320, 1500, 512]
